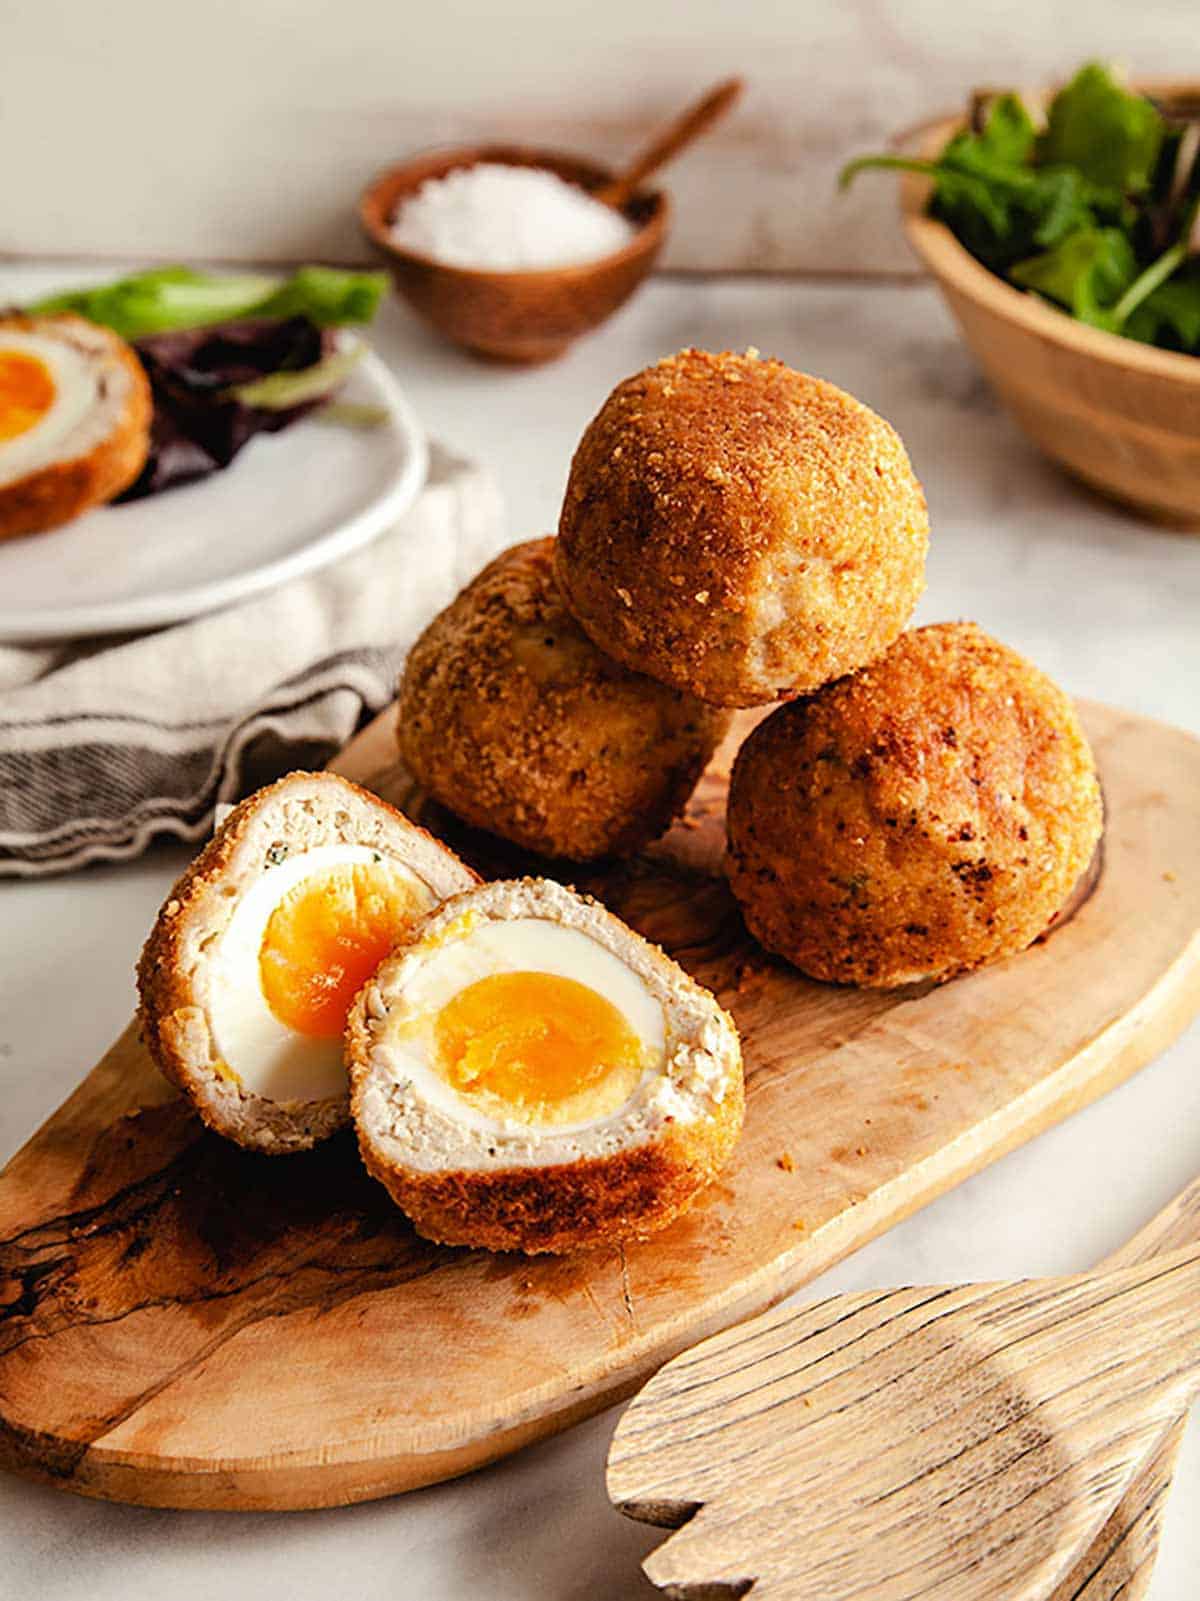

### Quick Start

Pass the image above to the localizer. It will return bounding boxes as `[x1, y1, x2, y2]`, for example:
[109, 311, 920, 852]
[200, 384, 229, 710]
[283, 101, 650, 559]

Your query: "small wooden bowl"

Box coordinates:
[900, 114, 1200, 528]
[360, 145, 669, 364]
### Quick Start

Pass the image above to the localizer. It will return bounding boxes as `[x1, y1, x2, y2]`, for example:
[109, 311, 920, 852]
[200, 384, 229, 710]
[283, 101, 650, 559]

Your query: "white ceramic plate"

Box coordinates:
[0, 345, 427, 642]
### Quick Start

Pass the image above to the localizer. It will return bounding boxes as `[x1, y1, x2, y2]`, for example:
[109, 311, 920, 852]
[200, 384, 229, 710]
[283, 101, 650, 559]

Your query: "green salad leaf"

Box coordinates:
[951, 92, 1037, 168]
[1010, 227, 1138, 325]
[225, 344, 365, 409]
[1124, 261, 1200, 351]
[31, 268, 278, 339]
[839, 60, 1198, 356]
[935, 164, 1122, 272]
[29, 266, 388, 340]
[841, 94, 1126, 272]
[1037, 63, 1164, 193]
[249, 267, 388, 328]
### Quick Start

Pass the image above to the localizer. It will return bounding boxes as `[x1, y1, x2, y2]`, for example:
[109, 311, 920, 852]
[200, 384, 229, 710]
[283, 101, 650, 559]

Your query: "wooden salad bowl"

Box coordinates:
[360, 144, 668, 363]
[900, 96, 1200, 528]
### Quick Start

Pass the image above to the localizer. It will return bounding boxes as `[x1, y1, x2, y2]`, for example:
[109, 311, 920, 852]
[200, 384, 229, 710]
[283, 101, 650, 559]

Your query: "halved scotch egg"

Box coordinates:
[347, 878, 744, 1254]
[137, 773, 477, 1153]
[0, 314, 152, 540]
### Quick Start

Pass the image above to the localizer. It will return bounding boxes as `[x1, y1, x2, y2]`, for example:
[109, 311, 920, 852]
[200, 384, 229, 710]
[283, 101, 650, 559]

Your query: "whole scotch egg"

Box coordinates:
[397, 537, 729, 861]
[0, 314, 151, 539]
[556, 348, 929, 708]
[347, 877, 745, 1253]
[725, 623, 1104, 987]
[137, 772, 477, 1153]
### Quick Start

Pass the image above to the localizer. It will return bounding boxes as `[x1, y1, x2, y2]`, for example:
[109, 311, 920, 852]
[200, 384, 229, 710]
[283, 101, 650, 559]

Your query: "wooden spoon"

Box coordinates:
[1047, 1181, 1198, 1601]
[609, 1178, 1200, 1600]
[592, 77, 743, 210]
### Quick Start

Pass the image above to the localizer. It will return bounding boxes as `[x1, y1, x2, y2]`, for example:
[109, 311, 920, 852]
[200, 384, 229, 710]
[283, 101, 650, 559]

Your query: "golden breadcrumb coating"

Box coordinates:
[556, 348, 929, 708]
[397, 537, 729, 860]
[0, 313, 151, 541]
[725, 623, 1104, 987]
[350, 1110, 744, 1256]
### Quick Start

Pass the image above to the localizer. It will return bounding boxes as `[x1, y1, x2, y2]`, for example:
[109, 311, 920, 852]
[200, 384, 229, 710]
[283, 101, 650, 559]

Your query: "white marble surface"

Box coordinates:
[2, 268, 1200, 1598]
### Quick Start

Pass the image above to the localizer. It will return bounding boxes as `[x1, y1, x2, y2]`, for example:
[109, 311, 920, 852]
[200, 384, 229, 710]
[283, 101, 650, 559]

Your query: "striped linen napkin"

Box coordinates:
[0, 444, 507, 876]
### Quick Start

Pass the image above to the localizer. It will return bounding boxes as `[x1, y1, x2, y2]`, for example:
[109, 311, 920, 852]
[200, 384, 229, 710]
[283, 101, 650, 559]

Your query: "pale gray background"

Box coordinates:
[2, 0, 1197, 270]
[2, 3, 1200, 1597]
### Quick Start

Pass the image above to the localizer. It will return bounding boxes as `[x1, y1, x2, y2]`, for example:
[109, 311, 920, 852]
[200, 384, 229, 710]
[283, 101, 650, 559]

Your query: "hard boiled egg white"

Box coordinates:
[207, 842, 437, 1104]
[0, 329, 100, 487]
[372, 915, 666, 1138]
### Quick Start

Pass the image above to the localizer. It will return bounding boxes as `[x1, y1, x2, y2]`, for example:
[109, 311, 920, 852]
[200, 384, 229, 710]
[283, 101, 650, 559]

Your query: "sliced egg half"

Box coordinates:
[0, 329, 99, 486]
[375, 915, 666, 1137]
[207, 842, 437, 1104]
[351, 879, 742, 1192]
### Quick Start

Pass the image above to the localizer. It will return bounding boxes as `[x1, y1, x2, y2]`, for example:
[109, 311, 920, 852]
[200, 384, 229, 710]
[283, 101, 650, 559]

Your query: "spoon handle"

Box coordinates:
[1085, 1242, 1200, 1383]
[595, 77, 743, 209]
[1048, 1179, 1200, 1601]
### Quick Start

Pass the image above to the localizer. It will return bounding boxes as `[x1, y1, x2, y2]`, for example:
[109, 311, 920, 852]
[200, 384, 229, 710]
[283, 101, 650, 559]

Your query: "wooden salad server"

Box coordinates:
[609, 1176, 1200, 1600]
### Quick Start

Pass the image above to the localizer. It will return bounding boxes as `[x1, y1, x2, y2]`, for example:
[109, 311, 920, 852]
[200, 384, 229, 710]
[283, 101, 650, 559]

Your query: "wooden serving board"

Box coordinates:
[1, 700, 1198, 1511]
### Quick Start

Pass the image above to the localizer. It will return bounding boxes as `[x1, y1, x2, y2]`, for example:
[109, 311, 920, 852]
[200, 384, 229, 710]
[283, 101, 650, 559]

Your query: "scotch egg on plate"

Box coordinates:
[137, 772, 477, 1153]
[0, 313, 152, 539]
[347, 877, 744, 1254]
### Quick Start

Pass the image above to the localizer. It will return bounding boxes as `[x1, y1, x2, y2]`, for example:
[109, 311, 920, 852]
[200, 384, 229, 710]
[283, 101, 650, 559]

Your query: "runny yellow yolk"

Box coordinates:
[0, 350, 56, 443]
[433, 970, 645, 1126]
[259, 863, 422, 1039]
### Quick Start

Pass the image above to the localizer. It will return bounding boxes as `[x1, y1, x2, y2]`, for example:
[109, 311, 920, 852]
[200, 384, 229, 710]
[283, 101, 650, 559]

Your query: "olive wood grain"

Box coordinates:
[609, 1186, 1200, 1601]
[0, 699, 1197, 1511]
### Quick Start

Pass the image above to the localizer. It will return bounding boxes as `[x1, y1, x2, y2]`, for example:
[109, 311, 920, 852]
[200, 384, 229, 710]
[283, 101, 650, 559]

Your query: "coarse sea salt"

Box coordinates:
[388, 163, 636, 271]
